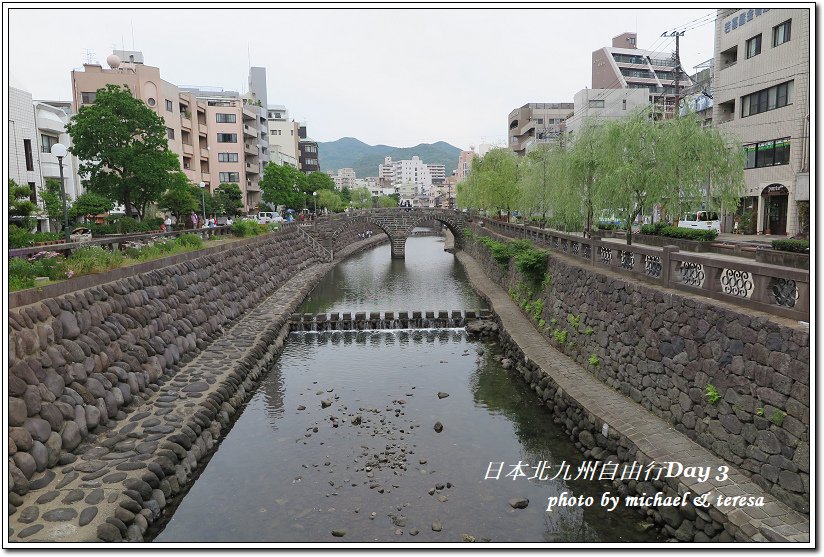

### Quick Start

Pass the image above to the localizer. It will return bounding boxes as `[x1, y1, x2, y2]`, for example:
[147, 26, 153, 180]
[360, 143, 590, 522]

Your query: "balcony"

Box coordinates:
[244, 143, 258, 156]
[242, 107, 256, 120]
[198, 123, 208, 136]
[246, 181, 261, 192]
[182, 143, 194, 156]
[200, 148, 209, 159]
[243, 124, 257, 138]
[180, 116, 192, 130]
[246, 162, 259, 175]
[201, 171, 211, 182]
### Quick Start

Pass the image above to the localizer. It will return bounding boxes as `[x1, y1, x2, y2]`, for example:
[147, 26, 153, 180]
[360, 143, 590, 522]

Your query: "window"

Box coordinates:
[773, 20, 791, 46]
[28, 182, 37, 203]
[743, 138, 790, 169]
[165, 99, 173, 112]
[23, 139, 34, 171]
[218, 152, 239, 162]
[167, 128, 175, 140]
[622, 99, 627, 110]
[588, 100, 605, 108]
[746, 34, 761, 58]
[147, 97, 156, 107]
[216, 113, 236, 123]
[536, 118, 543, 125]
[275, 112, 281, 118]
[40, 134, 58, 153]
[217, 133, 237, 143]
[81, 91, 96, 104]
[219, 172, 240, 182]
[741, 81, 793, 117]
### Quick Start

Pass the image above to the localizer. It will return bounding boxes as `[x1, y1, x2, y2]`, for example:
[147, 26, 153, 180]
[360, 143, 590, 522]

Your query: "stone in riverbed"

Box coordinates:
[509, 497, 529, 509]
[437, 392, 450, 399]
[433, 421, 444, 433]
[432, 521, 443, 532]
[79, 506, 98, 526]
[331, 528, 346, 537]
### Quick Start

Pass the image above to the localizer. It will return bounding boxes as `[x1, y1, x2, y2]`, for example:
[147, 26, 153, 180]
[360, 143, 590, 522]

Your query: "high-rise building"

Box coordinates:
[330, 168, 356, 190]
[507, 103, 574, 155]
[298, 125, 320, 173]
[456, 149, 476, 182]
[591, 32, 691, 119]
[564, 88, 649, 135]
[267, 104, 299, 168]
[711, 8, 810, 236]
[377, 156, 437, 192]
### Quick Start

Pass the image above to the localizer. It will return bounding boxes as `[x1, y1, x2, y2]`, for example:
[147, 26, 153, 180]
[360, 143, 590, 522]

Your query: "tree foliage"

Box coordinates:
[305, 172, 335, 193]
[9, 179, 38, 231]
[65, 84, 181, 219]
[214, 183, 243, 217]
[377, 195, 398, 208]
[39, 178, 71, 230]
[316, 189, 343, 212]
[159, 173, 198, 222]
[260, 163, 306, 210]
[69, 191, 113, 220]
[350, 187, 372, 209]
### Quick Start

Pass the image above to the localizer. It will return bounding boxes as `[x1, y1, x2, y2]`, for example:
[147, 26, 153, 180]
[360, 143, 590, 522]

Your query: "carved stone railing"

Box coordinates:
[479, 219, 810, 322]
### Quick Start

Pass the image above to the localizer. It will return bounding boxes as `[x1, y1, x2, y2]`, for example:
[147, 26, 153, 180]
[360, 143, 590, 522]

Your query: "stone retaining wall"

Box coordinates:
[465, 228, 810, 513]
[7, 227, 320, 504]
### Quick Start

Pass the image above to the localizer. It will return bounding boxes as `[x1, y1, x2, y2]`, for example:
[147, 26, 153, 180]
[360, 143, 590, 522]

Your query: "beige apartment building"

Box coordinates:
[456, 149, 476, 182]
[507, 103, 573, 156]
[71, 51, 265, 214]
[712, 8, 810, 236]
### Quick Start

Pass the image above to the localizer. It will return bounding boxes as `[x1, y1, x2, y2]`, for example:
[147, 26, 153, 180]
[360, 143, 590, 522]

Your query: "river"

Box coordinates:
[151, 234, 660, 543]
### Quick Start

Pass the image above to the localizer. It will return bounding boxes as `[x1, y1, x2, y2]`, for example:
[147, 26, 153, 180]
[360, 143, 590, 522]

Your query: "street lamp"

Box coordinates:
[50, 143, 70, 244]
[313, 190, 318, 225]
[199, 181, 206, 227]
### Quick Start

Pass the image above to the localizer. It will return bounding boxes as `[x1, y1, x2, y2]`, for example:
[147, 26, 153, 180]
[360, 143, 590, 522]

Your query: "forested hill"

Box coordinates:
[318, 137, 461, 178]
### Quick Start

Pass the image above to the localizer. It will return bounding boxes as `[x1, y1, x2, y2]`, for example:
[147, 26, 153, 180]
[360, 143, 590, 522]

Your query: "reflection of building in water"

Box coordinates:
[260, 362, 286, 430]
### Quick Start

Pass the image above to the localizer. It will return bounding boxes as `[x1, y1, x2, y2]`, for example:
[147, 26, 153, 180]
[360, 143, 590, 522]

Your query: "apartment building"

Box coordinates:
[71, 51, 268, 213]
[9, 80, 82, 231]
[267, 104, 299, 167]
[507, 103, 574, 155]
[377, 156, 435, 192]
[591, 32, 691, 119]
[565, 88, 649, 135]
[427, 164, 446, 185]
[712, 8, 810, 236]
[330, 168, 356, 190]
[297, 125, 320, 173]
[679, 59, 714, 128]
[456, 149, 476, 182]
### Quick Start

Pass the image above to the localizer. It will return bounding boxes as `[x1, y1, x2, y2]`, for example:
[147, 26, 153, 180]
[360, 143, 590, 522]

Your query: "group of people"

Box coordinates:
[159, 213, 232, 232]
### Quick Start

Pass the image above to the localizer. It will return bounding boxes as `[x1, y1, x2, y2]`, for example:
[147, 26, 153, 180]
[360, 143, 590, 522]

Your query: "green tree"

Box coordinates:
[474, 148, 520, 218]
[350, 187, 372, 209]
[160, 173, 198, 222]
[260, 163, 306, 210]
[39, 178, 72, 231]
[69, 191, 113, 220]
[339, 186, 352, 204]
[565, 122, 607, 237]
[377, 195, 398, 208]
[305, 172, 335, 193]
[317, 189, 343, 212]
[9, 179, 38, 231]
[65, 84, 181, 219]
[214, 183, 243, 217]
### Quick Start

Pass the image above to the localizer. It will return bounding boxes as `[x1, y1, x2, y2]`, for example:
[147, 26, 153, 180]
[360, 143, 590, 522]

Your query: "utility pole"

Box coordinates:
[662, 30, 686, 118]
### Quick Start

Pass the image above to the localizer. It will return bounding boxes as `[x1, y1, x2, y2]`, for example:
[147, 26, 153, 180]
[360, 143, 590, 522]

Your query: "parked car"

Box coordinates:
[70, 227, 93, 243]
[257, 211, 283, 224]
[678, 211, 720, 232]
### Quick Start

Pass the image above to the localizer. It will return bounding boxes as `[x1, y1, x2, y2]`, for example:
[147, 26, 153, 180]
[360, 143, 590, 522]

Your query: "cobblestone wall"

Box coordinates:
[7, 228, 319, 501]
[465, 232, 810, 513]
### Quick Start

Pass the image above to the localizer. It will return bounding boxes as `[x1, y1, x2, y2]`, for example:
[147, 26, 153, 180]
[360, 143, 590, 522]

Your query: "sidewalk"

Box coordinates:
[455, 251, 810, 543]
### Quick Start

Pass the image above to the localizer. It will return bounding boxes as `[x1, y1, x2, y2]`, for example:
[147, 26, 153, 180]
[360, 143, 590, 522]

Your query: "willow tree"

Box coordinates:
[474, 148, 520, 219]
[565, 122, 607, 237]
[519, 144, 555, 227]
[598, 111, 668, 245]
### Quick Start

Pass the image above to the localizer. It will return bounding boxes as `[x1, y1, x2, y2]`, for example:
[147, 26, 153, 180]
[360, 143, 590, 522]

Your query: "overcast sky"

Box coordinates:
[8, 6, 717, 150]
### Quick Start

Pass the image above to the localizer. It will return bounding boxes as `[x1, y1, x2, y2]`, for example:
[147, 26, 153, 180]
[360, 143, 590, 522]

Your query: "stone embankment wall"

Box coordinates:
[465, 229, 810, 513]
[7, 227, 318, 501]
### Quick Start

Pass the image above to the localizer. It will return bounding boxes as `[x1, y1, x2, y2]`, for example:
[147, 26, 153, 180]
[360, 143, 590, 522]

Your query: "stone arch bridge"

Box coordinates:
[308, 208, 467, 259]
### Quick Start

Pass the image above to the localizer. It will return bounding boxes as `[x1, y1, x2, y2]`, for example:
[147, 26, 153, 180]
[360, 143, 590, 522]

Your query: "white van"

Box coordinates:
[257, 212, 283, 224]
[678, 211, 720, 232]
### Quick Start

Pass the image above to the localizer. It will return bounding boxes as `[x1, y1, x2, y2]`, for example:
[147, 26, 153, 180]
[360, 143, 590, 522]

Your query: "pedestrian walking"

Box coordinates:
[190, 212, 198, 229]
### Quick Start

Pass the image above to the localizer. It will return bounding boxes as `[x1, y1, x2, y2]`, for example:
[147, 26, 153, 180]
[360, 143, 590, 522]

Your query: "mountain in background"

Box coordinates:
[318, 137, 462, 179]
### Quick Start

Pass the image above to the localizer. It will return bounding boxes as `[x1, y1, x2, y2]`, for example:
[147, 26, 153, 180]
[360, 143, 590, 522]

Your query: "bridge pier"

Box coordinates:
[390, 235, 407, 259]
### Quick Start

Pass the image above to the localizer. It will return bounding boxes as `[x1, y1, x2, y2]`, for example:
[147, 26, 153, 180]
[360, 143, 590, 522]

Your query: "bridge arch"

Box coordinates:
[317, 208, 466, 259]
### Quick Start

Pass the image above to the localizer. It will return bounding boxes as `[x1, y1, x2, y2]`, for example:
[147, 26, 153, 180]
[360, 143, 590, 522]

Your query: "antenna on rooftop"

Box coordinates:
[83, 49, 96, 63]
[131, 19, 135, 50]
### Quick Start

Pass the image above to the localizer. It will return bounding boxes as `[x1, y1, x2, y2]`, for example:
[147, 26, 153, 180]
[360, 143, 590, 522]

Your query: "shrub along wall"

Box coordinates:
[465, 227, 810, 513]
[7, 226, 320, 498]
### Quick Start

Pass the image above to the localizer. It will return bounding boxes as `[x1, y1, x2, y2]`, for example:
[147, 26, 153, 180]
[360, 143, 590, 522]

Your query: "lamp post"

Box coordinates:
[199, 181, 206, 227]
[50, 143, 70, 244]
[313, 190, 318, 228]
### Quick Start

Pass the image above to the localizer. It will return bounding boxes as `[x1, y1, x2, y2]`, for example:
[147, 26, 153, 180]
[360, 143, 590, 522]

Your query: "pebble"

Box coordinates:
[509, 497, 529, 509]
[437, 392, 450, 399]
[331, 528, 346, 537]
[433, 421, 444, 433]
[432, 521, 443, 532]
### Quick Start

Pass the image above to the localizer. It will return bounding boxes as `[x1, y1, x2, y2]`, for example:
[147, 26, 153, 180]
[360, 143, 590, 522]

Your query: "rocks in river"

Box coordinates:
[321, 399, 333, 409]
[462, 534, 476, 542]
[331, 528, 347, 537]
[437, 392, 450, 399]
[431, 521, 443, 532]
[297, 405, 306, 411]
[509, 497, 529, 509]
[433, 421, 444, 433]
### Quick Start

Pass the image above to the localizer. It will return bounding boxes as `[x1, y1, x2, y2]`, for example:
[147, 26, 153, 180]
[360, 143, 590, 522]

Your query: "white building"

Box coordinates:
[267, 104, 300, 167]
[10, 79, 82, 231]
[565, 88, 649, 136]
[377, 155, 434, 193]
[330, 167, 356, 190]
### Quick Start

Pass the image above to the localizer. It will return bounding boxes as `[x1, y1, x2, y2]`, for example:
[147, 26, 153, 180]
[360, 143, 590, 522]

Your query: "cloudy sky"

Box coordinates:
[8, 5, 717, 150]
